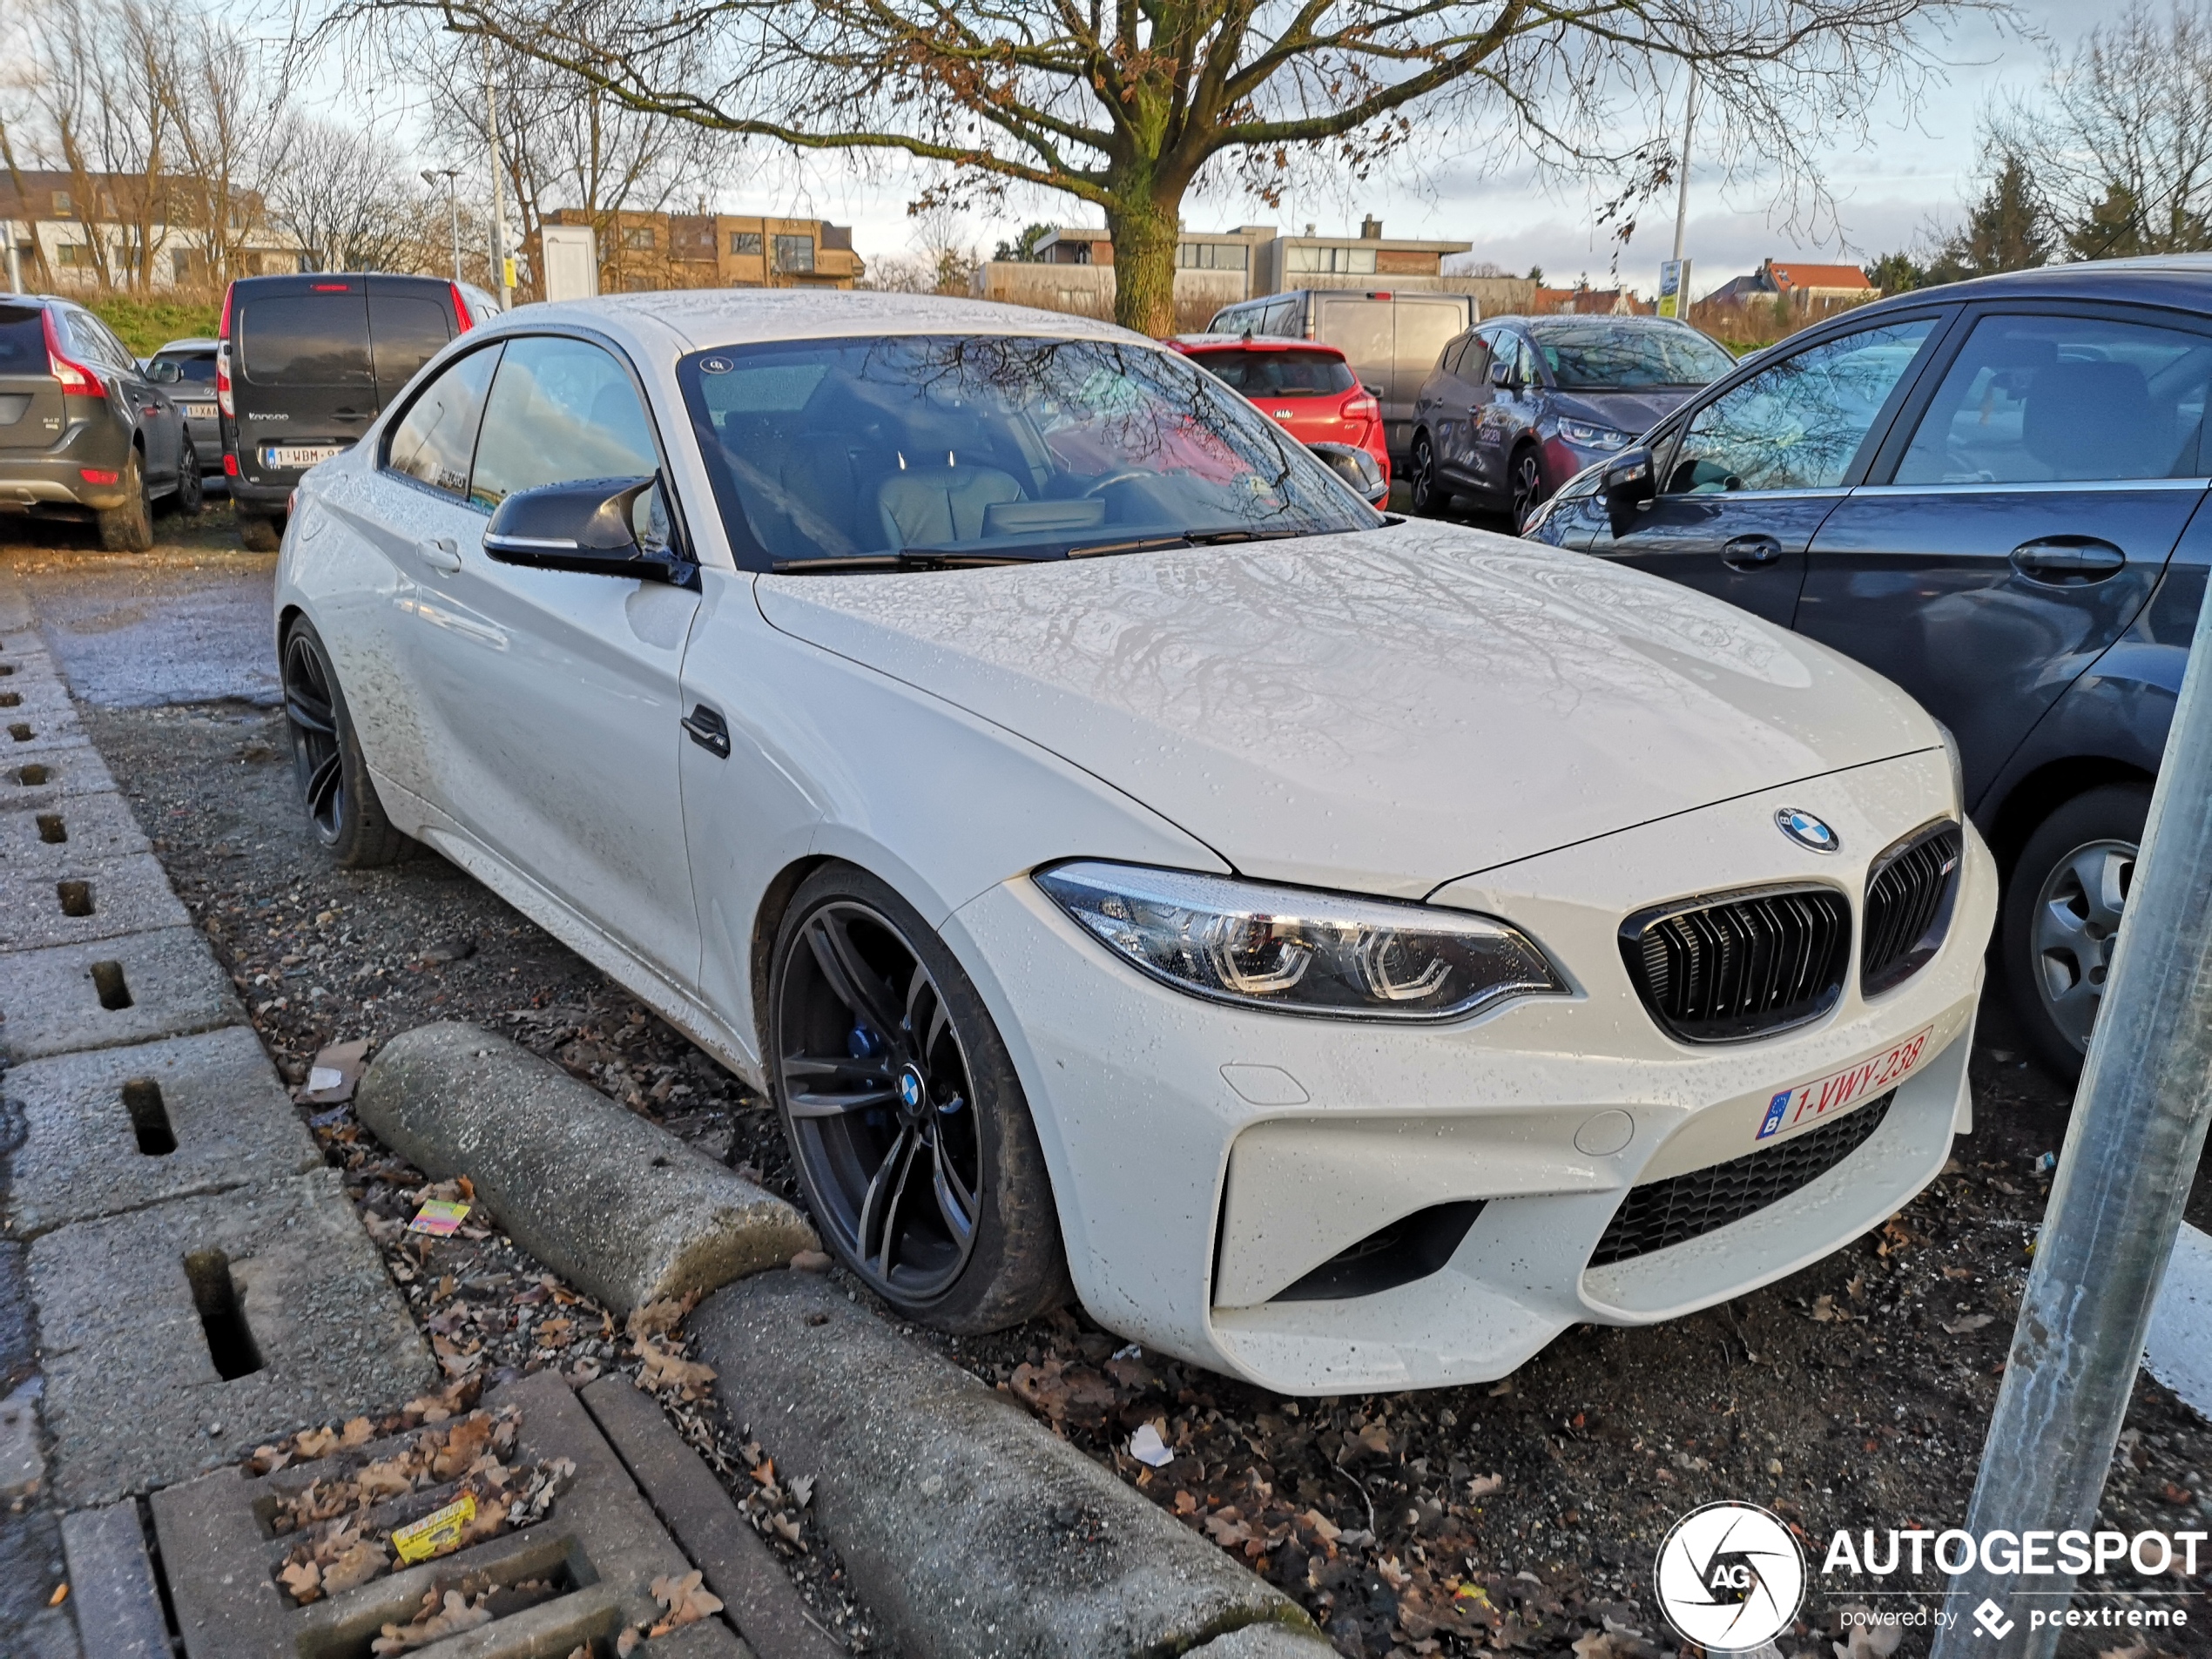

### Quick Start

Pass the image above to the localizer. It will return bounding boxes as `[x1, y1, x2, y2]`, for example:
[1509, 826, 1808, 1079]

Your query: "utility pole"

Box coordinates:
[482, 37, 513, 308]
[1928, 570, 2212, 1656]
[421, 169, 462, 287]
[1656, 62, 1698, 320]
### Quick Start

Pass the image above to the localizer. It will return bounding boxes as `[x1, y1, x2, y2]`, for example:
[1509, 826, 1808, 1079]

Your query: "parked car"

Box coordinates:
[0, 293, 197, 550]
[219, 273, 485, 551]
[1205, 288, 1474, 464]
[1166, 333, 1390, 499]
[1521, 255, 2212, 1077]
[1407, 315, 1735, 523]
[277, 290, 1991, 1391]
[145, 336, 224, 491]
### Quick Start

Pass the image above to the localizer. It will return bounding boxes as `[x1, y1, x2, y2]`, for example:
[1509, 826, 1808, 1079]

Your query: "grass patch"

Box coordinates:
[86, 294, 222, 358]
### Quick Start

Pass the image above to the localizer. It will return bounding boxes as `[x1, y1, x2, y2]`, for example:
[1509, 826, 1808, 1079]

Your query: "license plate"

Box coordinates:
[1757, 1026, 1934, 1142]
[263, 444, 343, 469]
[181, 402, 215, 420]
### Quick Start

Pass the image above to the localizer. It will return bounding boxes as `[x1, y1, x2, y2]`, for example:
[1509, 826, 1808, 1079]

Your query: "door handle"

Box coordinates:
[417, 536, 462, 574]
[2012, 537, 2125, 583]
[1721, 534, 1784, 570]
[682, 704, 731, 759]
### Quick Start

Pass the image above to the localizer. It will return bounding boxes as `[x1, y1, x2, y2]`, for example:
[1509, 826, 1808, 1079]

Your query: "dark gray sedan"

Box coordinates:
[1406, 315, 1734, 522]
[145, 337, 224, 491]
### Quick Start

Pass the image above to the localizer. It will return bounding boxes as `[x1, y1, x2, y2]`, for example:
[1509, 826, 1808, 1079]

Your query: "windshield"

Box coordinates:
[678, 334, 1378, 570]
[1531, 322, 1734, 390]
[1193, 348, 1357, 398]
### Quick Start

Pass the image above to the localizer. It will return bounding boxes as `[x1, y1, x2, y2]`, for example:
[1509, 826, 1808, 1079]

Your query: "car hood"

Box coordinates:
[752, 522, 1936, 897]
[1548, 387, 1697, 439]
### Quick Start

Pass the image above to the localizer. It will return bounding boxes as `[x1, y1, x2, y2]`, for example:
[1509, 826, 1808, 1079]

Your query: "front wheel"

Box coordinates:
[2003, 783, 2149, 1081]
[95, 452, 153, 551]
[1408, 433, 1449, 518]
[1508, 444, 1548, 528]
[768, 863, 1069, 1332]
[280, 617, 411, 868]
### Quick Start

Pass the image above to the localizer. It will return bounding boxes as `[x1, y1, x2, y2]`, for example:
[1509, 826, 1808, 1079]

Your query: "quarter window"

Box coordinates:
[386, 345, 502, 498]
[1665, 318, 1939, 494]
[468, 336, 658, 511]
[1893, 313, 2212, 484]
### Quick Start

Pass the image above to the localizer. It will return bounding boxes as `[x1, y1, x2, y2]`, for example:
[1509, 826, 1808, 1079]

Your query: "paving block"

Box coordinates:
[151, 1369, 753, 1659]
[0, 853, 192, 954]
[4, 1026, 321, 1239]
[582, 1375, 846, 1659]
[0, 1377, 40, 1501]
[0, 792, 151, 873]
[0, 745, 119, 816]
[0, 672, 71, 717]
[0, 927, 241, 1063]
[61, 1501, 171, 1659]
[0, 717, 87, 757]
[31, 1168, 435, 1504]
[1187, 1622, 1341, 1657]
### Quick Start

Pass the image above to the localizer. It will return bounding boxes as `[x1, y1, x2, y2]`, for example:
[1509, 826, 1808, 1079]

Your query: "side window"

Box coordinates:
[1460, 330, 1495, 387]
[1893, 313, 2212, 485]
[1664, 317, 1939, 495]
[469, 336, 658, 512]
[1263, 300, 1299, 336]
[385, 345, 502, 498]
[1514, 335, 1541, 387]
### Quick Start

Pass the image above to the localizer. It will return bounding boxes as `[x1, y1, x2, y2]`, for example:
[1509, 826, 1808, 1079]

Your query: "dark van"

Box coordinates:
[219, 274, 482, 550]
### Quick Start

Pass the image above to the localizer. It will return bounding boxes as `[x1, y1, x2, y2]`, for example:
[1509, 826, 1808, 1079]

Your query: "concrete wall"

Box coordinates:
[971, 261, 1249, 319]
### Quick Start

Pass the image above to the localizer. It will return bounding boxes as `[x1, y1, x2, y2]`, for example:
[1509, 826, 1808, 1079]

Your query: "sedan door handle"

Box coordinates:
[1720, 534, 1784, 570]
[682, 704, 731, 759]
[417, 536, 462, 574]
[2012, 537, 2125, 583]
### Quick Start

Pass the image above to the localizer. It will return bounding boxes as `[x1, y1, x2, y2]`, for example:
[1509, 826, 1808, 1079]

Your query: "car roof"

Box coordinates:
[153, 338, 219, 354]
[1792, 255, 2212, 332]
[1167, 333, 1342, 355]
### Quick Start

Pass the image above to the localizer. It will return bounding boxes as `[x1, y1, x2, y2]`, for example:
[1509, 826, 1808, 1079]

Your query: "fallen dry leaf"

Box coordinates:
[1942, 1313, 1996, 1335]
[647, 1569, 725, 1635]
[370, 1588, 492, 1654]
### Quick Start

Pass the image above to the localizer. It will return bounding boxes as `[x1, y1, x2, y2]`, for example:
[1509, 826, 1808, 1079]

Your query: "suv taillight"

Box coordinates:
[42, 310, 104, 401]
[216, 340, 233, 419]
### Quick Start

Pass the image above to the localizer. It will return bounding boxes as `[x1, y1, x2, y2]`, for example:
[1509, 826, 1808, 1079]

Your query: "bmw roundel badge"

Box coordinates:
[1774, 807, 1841, 853]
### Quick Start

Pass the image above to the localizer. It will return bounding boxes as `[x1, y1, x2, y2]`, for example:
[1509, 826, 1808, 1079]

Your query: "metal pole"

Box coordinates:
[1671, 61, 1697, 266]
[1928, 574, 2212, 1656]
[5, 228, 18, 294]
[483, 38, 512, 308]
[449, 179, 462, 287]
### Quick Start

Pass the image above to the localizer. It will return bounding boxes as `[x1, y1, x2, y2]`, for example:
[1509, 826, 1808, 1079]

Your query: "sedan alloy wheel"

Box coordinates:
[1509, 446, 1546, 527]
[2030, 836, 2133, 1053]
[280, 617, 410, 867]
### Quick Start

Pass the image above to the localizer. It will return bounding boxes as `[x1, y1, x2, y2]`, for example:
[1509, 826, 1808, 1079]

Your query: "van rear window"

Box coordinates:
[0, 305, 46, 372]
[239, 295, 371, 386]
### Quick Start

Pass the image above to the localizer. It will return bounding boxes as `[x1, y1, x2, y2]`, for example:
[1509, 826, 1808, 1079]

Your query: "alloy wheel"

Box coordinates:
[281, 629, 347, 844]
[2031, 835, 2135, 1054]
[1410, 435, 1437, 515]
[1510, 448, 1544, 526]
[775, 900, 983, 1301]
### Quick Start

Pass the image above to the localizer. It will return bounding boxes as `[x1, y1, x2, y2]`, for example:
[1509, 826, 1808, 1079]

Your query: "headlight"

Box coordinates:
[1557, 419, 1630, 451]
[1034, 861, 1567, 1022]
[1933, 719, 1966, 813]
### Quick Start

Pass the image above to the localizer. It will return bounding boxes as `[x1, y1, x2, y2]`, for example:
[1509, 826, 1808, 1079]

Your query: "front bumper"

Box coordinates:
[945, 747, 1992, 1393]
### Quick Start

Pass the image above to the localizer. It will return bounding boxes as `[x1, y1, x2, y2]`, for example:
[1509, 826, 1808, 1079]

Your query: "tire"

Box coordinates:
[1408, 432, 1450, 517]
[2002, 782, 2150, 1081]
[159, 437, 204, 516]
[768, 862, 1070, 1332]
[94, 451, 153, 551]
[238, 509, 282, 553]
[1508, 443, 1548, 528]
[280, 617, 411, 868]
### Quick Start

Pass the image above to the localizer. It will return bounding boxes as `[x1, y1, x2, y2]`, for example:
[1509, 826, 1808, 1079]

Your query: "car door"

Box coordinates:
[1443, 327, 1504, 487]
[1591, 310, 1951, 626]
[78, 310, 180, 482]
[1799, 304, 2212, 811]
[401, 332, 705, 985]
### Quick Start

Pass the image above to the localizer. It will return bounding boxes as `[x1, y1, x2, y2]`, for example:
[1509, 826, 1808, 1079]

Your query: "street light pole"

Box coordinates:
[482, 37, 513, 309]
[1671, 60, 1697, 266]
[1927, 566, 2212, 1656]
[421, 169, 461, 287]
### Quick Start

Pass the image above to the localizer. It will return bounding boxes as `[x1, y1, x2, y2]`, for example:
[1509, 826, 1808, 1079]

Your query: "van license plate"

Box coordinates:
[1757, 1026, 1934, 1142]
[263, 444, 343, 469]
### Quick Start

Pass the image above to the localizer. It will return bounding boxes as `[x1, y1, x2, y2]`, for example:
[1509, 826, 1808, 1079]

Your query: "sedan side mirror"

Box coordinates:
[1488, 361, 1514, 389]
[1602, 446, 1656, 538]
[482, 475, 695, 585]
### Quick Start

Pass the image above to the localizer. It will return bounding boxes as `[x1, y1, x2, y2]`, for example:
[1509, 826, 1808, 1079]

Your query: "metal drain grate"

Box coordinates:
[1588, 1090, 1895, 1267]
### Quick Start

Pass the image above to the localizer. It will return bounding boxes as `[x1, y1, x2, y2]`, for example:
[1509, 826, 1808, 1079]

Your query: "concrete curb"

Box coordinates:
[691, 1271, 1325, 1659]
[356, 1022, 817, 1314]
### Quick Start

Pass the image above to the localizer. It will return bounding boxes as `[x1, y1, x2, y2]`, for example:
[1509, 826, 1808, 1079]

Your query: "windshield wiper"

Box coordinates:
[1067, 527, 1306, 558]
[773, 546, 1061, 573]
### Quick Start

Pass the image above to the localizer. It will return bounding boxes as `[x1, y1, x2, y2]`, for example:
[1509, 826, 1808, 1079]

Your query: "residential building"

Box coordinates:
[540, 209, 865, 293]
[1707, 258, 1878, 310]
[1252, 219, 1473, 294]
[1529, 286, 1652, 316]
[0, 169, 305, 290]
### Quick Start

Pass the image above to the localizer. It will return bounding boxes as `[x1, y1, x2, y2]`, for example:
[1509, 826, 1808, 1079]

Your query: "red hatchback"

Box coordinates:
[1167, 334, 1389, 485]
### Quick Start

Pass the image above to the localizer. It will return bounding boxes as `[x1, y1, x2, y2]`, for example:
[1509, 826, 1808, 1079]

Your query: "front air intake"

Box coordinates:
[1621, 885, 1851, 1044]
[1862, 820, 1962, 996]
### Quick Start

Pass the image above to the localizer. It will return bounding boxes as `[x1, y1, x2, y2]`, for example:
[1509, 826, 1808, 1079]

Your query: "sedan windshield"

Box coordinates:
[677, 334, 1377, 570]
[1531, 321, 1734, 390]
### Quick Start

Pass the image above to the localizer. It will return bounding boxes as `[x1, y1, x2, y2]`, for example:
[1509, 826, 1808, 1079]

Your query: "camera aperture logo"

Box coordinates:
[1656, 1501, 1808, 1652]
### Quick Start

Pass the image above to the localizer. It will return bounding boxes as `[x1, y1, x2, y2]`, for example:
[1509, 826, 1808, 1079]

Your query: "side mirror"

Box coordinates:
[482, 475, 694, 585]
[1602, 446, 1656, 538]
[1488, 361, 1513, 389]
[1308, 441, 1389, 508]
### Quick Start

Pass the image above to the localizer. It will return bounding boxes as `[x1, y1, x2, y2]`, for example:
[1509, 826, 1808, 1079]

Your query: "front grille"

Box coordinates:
[1621, 886, 1851, 1043]
[1588, 1090, 1894, 1267]
[1863, 820, 1962, 995]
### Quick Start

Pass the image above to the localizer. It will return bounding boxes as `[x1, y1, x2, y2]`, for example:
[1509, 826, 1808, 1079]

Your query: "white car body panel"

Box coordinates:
[274, 290, 1991, 1392]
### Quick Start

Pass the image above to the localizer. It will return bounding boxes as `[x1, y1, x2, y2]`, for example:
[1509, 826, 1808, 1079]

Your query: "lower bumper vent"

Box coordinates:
[1271, 1201, 1486, 1302]
[1588, 1091, 1894, 1268]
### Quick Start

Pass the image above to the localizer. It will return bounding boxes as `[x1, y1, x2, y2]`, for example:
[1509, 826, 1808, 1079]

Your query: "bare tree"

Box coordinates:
[321, 0, 2001, 334]
[266, 116, 440, 273]
[152, 0, 280, 285]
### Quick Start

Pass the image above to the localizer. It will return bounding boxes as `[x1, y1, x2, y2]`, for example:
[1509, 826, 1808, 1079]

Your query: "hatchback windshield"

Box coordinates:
[678, 334, 1377, 570]
[1194, 348, 1358, 398]
[1530, 321, 1734, 390]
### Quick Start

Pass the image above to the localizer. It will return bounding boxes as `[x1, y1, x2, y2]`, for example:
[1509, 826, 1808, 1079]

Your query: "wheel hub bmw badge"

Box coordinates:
[1775, 807, 1841, 853]
[896, 1066, 926, 1114]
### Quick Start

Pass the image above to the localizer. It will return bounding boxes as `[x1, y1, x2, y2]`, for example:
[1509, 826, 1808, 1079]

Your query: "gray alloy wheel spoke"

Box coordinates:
[806, 914, 906, 1048]
[2033, 836, 2137, 1053]
[875, 1130, 924, 1279]
[285, 693, 335, 736]
[303, 751, 343, 819]
[782, 1055, 898, 1117]
[855, 1124, 913, 1268]
[929, 1121, 977, 1242]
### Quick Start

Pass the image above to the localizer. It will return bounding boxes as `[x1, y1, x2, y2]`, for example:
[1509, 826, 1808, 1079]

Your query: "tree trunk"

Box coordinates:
[1107, 188, 1182, 337]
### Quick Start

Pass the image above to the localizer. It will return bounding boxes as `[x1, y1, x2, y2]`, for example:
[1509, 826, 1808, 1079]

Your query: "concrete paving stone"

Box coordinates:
[0, 1376, 40, 1501]
[0, 927, 242, 1063]
[151, 1369, 752, 1659]
[0, 672, 72, 717]
[61, 1501, 171, 1659]
[0, 744, 120, 816]
[4, 1025, 321, 1239]
[0, 1504, 67, 1633]
[0, 852, 192, 954]
[0, 707, 88, 756]
[0, 791, 151, 873]
[1185, 1622, 1342, 1656]
[692, 1271, 1315, 1659]
[581, 1375, 846, 1659]
[358, 1022, 816, 1315]
[30, 1168, 435, 1504]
